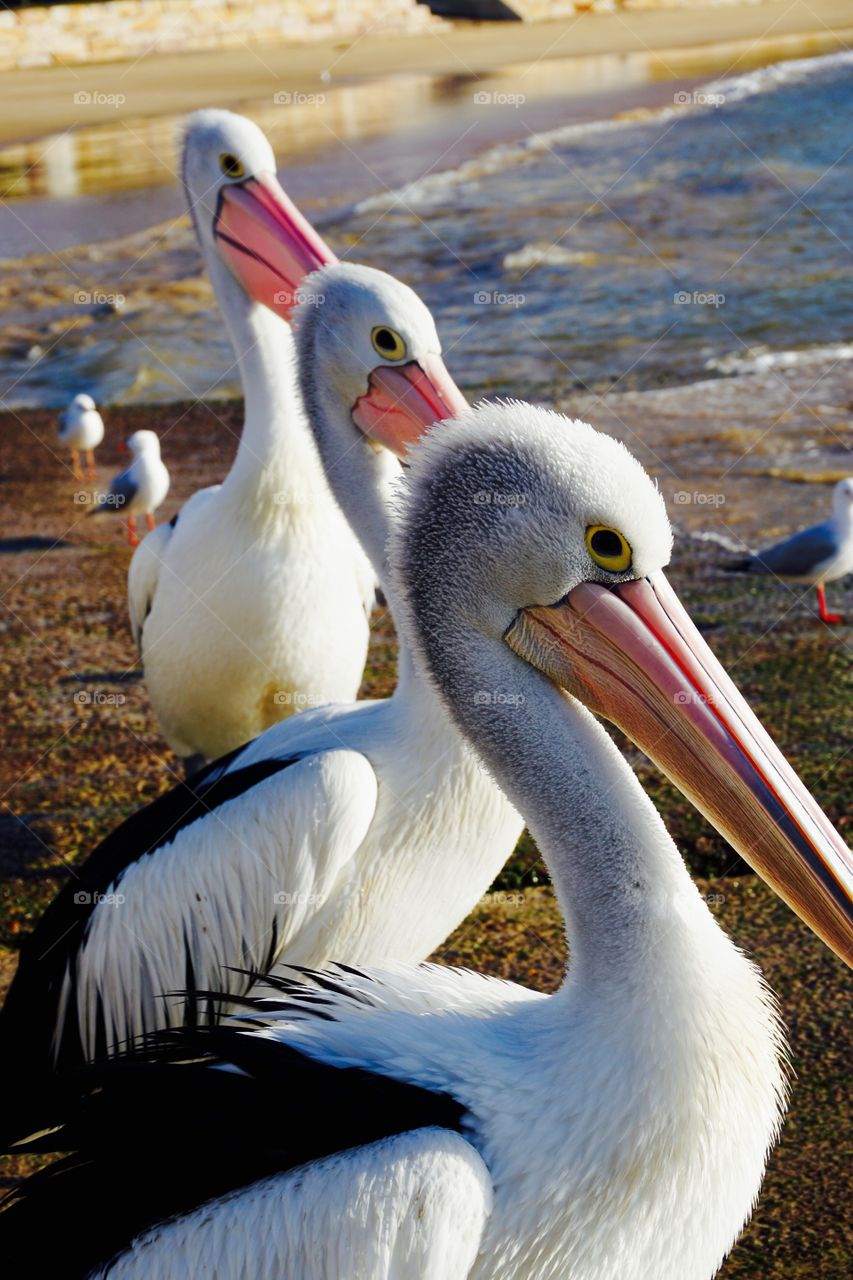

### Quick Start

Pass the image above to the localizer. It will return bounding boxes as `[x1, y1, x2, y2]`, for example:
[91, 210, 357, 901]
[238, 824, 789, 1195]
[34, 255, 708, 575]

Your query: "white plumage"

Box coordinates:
[53, 402, 851, 1280]
[127, 110, 375, 766]
[5, 282, 520, 1074]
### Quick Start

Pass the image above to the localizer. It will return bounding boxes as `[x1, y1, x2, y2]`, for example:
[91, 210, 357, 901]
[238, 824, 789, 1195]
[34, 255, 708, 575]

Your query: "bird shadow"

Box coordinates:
[59, 671, 142, 685]
[0, 536, 71, 553]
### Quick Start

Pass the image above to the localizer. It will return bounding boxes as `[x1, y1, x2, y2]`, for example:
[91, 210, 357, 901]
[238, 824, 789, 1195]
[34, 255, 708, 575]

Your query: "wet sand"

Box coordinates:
[1, 0, 852, 146]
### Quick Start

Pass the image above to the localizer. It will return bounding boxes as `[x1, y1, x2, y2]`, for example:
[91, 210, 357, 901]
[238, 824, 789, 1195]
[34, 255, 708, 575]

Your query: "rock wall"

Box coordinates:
[0, 1, 444, 72]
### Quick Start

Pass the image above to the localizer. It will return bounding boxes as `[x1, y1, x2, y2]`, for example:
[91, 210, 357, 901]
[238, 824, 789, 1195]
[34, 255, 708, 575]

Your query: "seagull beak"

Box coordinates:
[351, 355, 469, 457]
[507, 571, 853, 965]
[213, 172, 336, 316]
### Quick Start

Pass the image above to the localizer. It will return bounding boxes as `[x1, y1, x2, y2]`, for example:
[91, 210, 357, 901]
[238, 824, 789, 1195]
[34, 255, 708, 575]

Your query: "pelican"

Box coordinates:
[0, 277, 520, 1092]
[129, 109, 463, 770]
[92, 430, 170, 547]
[726, 477, 853, 624]
[3, 404, 850, 1280]
[57, 393, 104, 481]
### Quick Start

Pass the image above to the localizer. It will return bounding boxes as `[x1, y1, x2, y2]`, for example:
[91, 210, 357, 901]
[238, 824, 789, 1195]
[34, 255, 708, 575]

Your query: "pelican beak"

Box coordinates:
[351, 355, 469, 457]
[507, 571, 853, 965]
[213, 172, 336, 316]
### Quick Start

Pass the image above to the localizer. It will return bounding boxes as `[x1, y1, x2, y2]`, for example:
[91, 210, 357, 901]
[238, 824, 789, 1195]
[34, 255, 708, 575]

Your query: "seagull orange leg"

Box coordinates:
[145, 512, 156, 532]
[70, 449, 82, 482]
[86, 449, 97, 481]
[127, 515, 139, 548]
[816, 584, 843, 625]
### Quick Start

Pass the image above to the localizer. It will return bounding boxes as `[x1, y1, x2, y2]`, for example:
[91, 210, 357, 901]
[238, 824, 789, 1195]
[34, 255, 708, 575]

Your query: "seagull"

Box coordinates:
[3, 404, 850, 1280]
[57, 393, 104, 481]
[726, 477, 853, 624]
[128, 110, 463, 771]
[92, 430, 170, 547]
[0, 279, 520, 1096]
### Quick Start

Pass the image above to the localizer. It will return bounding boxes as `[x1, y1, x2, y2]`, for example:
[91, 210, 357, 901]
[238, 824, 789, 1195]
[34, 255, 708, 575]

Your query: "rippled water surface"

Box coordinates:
[0, 51, 851, 412]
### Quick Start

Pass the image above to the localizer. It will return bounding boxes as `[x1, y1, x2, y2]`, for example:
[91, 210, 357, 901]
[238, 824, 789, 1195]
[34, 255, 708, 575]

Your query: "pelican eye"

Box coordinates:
[586, 525, 632, 573]
[371, 326, 407, 361]
[219, 152, 245, 180]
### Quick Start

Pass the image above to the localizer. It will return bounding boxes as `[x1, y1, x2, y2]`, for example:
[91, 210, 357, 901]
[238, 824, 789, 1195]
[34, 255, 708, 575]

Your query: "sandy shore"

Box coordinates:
[1, 0, 852, 146]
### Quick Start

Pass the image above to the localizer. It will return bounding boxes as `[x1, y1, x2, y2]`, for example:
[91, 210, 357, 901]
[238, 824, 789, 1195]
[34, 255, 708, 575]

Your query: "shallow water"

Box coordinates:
[0, 50, 851, 472]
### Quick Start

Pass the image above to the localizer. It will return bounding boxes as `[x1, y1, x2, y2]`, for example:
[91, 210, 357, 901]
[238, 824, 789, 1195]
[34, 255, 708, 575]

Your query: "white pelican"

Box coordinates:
[727, 476, 853, 624]
[57, 392, 104, 481]
[92, 430, 170, 547]
[3, 405, 850, 1280]
[129, 109, 463, 770]
[0, 283, 519, 1087]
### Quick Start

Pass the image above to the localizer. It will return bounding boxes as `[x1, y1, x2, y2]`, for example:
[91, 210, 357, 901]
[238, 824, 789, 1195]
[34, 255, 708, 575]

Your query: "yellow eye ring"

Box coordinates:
[371, 326, 407, 361]
[586, 525, 632, 573]
[219, 152, 245, 180]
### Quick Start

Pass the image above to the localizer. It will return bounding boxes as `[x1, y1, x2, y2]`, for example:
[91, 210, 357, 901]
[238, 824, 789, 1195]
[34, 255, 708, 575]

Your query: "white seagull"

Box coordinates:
[727, 476, 853, 624]
[0, 281, 520, 1089]
[128, 109, 463, 770]
[57, 392, 104, 481]
[3, 404, 850, 1280]
[92, 430, 170, 547]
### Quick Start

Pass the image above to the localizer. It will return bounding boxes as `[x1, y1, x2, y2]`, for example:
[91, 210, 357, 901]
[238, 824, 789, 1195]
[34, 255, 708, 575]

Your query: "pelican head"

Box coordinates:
[293, 262, 467, 460]
[181, 111, 465, 458]
[181, 108, 329, 309]
[392, 402, 853, 965]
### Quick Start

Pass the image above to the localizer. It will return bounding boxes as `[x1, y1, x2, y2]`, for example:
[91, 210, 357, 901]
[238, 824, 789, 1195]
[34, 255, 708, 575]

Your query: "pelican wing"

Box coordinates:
[0, 747, 377, 1092]
[750, 519, 839, 578]
[127, 483, 220, 650]
[1, 1026, 488, 1279]
[127, 519, 174, 652]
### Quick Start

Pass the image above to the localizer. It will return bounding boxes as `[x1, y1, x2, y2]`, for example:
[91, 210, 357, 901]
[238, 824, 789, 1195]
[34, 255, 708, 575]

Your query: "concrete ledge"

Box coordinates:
[0, 0, 446, 72]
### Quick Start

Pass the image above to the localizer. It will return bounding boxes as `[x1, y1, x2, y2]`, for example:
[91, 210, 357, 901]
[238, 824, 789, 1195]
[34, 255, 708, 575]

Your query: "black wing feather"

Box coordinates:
[0, 746, 314, 1108]
[0, 1022, 467, 1279]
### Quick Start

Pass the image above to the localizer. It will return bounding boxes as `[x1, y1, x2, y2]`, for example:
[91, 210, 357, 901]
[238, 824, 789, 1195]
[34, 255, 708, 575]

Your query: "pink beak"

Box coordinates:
[214, 172, 337, 317]
[508, 571, 853, 966]
[214, 171, 469, 452]
[351, 354, 470, 457]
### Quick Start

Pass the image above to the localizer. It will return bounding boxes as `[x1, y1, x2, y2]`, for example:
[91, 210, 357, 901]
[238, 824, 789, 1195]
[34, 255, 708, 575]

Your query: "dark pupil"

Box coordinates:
[591, 529, 623, 559]
[375, 328, 397, 353]
[223, 155, 241, 176]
